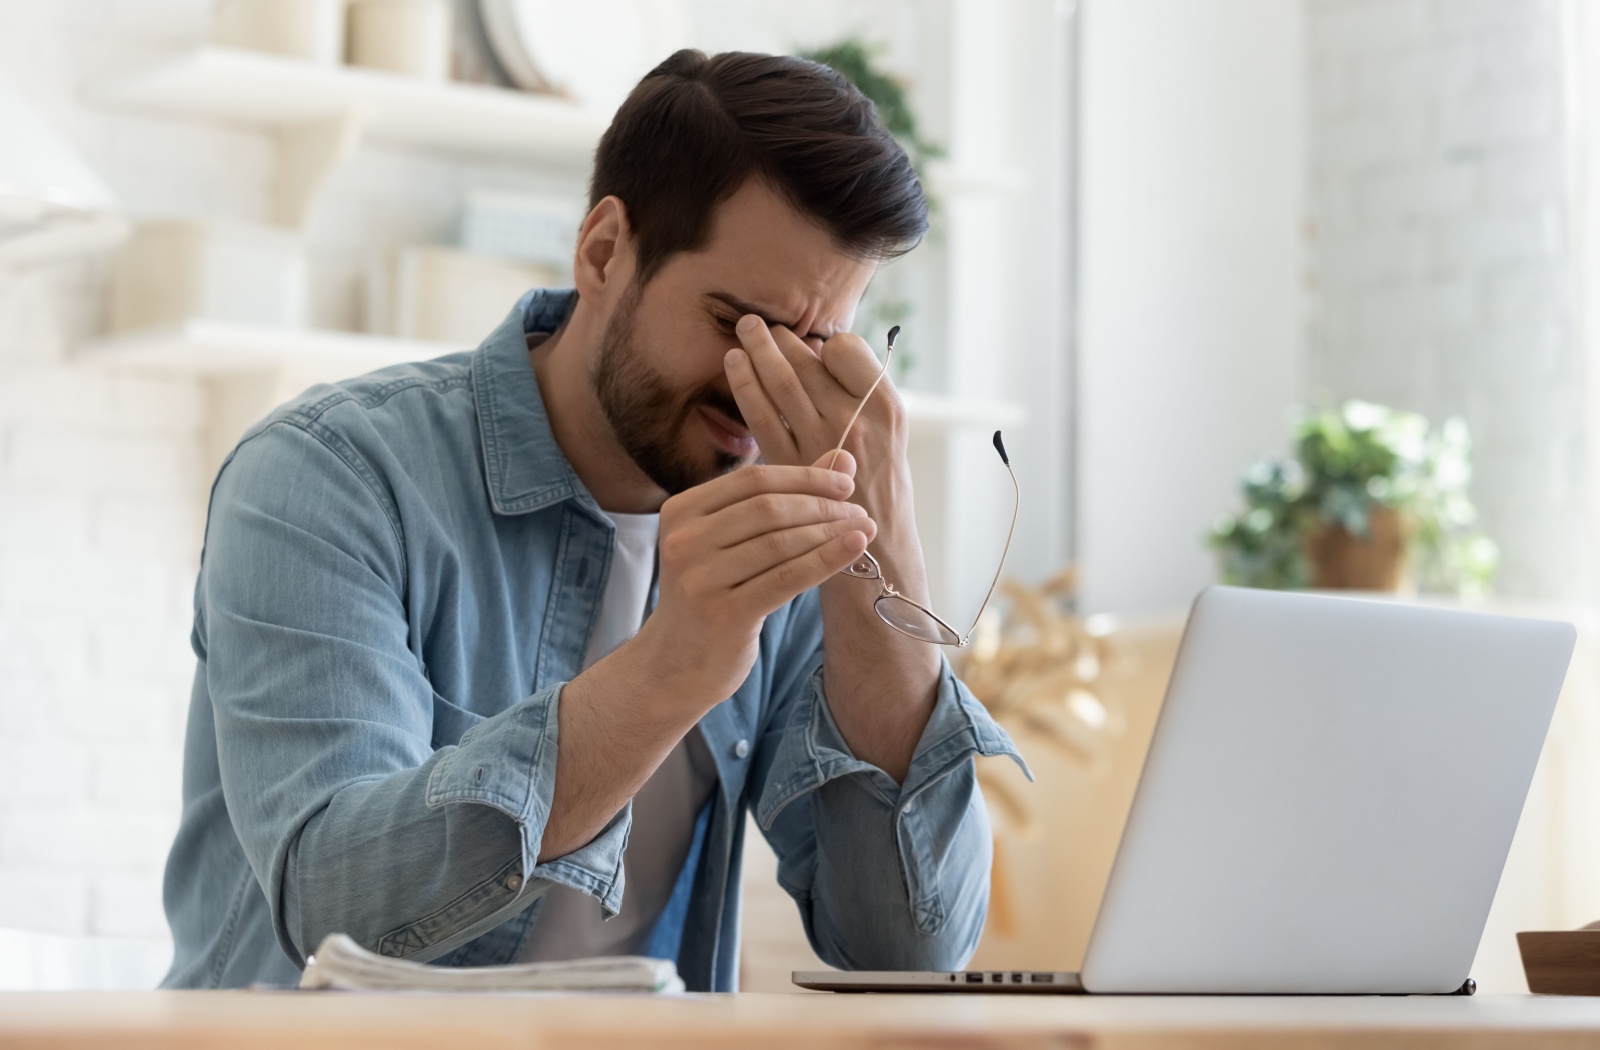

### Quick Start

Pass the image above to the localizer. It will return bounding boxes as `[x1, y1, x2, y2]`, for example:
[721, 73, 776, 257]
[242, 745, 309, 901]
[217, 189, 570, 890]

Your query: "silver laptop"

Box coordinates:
[796, 586, 1575, 995]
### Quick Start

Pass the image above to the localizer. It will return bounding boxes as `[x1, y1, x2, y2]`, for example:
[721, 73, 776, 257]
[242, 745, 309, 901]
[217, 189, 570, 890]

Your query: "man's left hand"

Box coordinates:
[723, 313, 908, 525]
[725, 312, 940, 782]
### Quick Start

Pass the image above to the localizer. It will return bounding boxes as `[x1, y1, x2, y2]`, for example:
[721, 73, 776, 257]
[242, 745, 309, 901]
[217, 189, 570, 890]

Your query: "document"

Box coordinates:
[298, 934, 685, 994]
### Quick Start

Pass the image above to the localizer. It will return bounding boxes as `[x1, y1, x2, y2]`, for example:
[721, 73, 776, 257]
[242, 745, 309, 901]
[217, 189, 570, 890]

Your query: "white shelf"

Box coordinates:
[79, 321, 1025, 433]
[88, 47, 609, 166]
[80, 320, 457, 375]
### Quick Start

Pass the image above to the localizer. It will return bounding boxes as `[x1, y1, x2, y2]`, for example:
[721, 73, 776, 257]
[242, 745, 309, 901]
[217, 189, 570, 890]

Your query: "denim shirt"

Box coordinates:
[161, 289, 1027, 990]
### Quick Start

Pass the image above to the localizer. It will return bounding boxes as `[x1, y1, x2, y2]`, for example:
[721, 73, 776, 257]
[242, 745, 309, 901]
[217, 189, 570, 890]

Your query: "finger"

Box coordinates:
[818, 332, 892, 400]
[697, 490, 870, 551]
[725, 347, 798, 463]
[703, 517, 878, 590]
[813, 449, 857, 479]
[673, 464, 853, 517]
[734, 530, 871, 617]
[734, 316, 830, 446]
[767, 322, 850, 410]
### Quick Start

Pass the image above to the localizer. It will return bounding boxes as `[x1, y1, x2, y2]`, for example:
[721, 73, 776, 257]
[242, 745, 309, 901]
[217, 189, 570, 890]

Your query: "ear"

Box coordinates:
[572, 195, 637, 304]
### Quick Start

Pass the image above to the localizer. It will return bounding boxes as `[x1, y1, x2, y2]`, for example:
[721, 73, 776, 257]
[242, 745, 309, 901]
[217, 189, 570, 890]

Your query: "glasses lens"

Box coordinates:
[841, 550, 881, 580]
[875, 596, 961, 645]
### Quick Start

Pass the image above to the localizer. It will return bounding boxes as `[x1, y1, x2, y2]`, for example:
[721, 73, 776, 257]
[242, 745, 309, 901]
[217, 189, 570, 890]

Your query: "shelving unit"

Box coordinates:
[88, 47, 607, 224]
[81, 321, 1026, 435]
[80, 320, 455, 375]
[90, 47, 608, 162]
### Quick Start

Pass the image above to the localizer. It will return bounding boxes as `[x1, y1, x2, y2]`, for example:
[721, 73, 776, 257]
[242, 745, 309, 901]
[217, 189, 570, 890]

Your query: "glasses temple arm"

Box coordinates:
[960, 446, 1020, 646]
[826, 326, 897, 472]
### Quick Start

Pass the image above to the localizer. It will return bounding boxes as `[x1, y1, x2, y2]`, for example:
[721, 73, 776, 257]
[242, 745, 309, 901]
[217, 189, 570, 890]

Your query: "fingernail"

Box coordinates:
[846, 503, 867, 517]
[724, 348, 743, 365]
[737, 315, 761, 334]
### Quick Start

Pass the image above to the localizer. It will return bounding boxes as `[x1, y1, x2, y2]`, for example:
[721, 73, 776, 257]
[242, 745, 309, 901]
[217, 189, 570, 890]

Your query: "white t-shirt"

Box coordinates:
[517, 510, 719, 962]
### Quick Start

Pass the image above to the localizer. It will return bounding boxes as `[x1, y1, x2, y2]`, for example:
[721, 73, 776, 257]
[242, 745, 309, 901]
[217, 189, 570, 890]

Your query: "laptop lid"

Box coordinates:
[1080, 586, 1574, 994]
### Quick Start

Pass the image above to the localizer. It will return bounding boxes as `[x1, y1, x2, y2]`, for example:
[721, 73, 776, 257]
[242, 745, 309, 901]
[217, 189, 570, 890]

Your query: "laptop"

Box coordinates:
[795, 586, 1575, 995]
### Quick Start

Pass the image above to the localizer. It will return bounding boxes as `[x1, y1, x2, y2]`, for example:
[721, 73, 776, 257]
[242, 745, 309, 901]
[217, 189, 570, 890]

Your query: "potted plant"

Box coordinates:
[1208, 401, 1499, 597]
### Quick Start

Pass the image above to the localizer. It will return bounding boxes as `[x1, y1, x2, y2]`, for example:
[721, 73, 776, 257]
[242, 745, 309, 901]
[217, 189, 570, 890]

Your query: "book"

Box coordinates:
[298, 933, 685, 994]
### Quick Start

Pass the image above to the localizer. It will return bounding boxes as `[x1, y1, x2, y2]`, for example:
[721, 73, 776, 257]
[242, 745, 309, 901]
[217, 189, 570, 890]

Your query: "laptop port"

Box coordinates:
[965, 973, 983, 983]
[1030, 974, 1055, 983]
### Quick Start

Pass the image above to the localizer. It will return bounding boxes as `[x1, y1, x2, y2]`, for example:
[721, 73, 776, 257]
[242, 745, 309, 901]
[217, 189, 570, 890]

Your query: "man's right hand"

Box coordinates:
[538, 453, 874, 863]
[636, 453, 877, 706]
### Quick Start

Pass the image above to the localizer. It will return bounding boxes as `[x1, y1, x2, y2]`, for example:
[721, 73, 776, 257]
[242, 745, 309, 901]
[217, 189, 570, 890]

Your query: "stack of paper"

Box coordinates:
[299, 934, 685, 994]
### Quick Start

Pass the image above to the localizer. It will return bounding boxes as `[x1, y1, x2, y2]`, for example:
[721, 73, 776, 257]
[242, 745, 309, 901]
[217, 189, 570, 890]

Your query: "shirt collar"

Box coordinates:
[471, 287, 604, 518]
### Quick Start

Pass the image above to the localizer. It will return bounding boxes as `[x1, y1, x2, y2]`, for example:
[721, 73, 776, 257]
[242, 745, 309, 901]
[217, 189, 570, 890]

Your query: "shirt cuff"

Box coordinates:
[425, 681, 629, 916]
[755, 653, 1031, 831]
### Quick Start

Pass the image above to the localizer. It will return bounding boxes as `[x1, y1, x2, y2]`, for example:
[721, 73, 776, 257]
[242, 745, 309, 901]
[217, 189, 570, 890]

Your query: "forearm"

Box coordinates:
[260, 682, 635, 966]
[804, 760, 994, 969]
[537, 617, 723, 861]
[281, 755, 530, 964]
[818, 507, 941, 782]
[754, 660, 1026, 972]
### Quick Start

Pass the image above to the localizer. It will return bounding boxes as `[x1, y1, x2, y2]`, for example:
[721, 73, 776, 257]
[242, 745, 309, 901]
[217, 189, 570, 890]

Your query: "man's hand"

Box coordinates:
[541, 456, 875, 862]
[723, 315, 908, 524]
[722, 312, 940, 784]
[635, 456, 877, 706]
[723, 311, 929, 616]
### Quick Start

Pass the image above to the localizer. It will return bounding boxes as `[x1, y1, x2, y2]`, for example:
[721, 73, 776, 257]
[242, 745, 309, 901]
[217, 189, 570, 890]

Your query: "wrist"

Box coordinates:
[862, 523, 932, 607]
[855, 465, 913, 522]
[626, 613, 741, 714]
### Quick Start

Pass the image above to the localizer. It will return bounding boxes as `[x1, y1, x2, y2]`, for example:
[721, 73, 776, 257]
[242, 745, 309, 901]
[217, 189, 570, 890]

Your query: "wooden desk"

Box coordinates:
[4, 991, 1600, 1049]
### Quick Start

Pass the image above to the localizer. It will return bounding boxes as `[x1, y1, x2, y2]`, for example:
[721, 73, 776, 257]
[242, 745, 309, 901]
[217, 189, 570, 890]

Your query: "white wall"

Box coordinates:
[0, 2, 210, 940]
[1307, 0, 1582, 603]
[1076, 0, 1307, 616]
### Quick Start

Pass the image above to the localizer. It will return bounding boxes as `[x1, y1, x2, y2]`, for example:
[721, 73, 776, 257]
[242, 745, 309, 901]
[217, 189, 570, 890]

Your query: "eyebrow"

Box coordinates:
[704, 292, 841, 340]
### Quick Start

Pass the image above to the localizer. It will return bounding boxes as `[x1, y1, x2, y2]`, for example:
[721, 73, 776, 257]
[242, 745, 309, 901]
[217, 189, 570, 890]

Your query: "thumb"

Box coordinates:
[814, 448, 857, 478]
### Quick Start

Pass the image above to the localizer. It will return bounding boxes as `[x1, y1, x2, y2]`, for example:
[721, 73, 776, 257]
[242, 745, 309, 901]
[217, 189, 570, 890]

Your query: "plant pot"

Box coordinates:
[1303, 507, 1411, 591]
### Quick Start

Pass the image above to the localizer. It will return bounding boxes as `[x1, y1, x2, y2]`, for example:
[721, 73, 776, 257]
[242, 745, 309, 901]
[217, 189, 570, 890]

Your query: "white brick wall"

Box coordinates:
[0, 262, 200, 939]
[1308, 0, 1583, 600]
[0, 1, 317, 944]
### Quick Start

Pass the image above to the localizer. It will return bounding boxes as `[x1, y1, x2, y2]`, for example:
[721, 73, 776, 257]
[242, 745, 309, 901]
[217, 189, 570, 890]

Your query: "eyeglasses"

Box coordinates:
[827, 325, 1020, 647]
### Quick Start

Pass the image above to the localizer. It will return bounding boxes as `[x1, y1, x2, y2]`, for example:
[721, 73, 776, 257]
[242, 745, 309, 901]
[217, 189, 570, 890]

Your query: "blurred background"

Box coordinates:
[0, 0, 1596, 994]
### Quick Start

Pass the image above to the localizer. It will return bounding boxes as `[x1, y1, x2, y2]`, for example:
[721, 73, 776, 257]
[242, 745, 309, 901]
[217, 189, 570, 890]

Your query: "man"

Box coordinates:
[162, 49, 1024, 990]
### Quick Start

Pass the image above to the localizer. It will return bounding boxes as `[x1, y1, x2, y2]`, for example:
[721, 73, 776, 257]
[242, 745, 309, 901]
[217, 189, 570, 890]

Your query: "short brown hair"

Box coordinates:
[589, 49, 928, 284]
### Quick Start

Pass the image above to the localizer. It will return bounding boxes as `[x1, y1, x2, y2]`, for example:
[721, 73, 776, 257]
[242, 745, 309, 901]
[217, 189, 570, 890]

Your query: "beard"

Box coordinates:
[590, 283, 749, 496]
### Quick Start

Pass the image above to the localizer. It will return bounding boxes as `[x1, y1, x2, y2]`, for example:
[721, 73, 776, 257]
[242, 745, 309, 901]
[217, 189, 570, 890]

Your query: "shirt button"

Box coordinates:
[733, 739, 750, 760]
[505, 874, 523, 892]
[901, 802, 914, 814]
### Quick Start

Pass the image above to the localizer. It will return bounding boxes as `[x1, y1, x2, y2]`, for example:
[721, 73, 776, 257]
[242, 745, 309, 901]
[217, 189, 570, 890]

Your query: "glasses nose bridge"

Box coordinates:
[843, 548, 883, 580]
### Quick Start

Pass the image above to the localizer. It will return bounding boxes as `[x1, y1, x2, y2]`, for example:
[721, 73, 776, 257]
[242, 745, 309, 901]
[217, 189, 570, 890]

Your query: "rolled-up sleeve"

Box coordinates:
[204, 421, 626, 969]
[753, 646, 1030, 971]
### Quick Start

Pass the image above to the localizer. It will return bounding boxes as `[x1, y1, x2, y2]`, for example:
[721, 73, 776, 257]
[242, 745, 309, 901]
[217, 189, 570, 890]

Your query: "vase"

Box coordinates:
[347, 0, 453, 81]
[1303, 506, 1411, 591]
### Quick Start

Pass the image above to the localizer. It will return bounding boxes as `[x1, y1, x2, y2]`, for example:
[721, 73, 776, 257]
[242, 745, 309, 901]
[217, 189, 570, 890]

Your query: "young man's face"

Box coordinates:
[590, 178, 877, 495]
